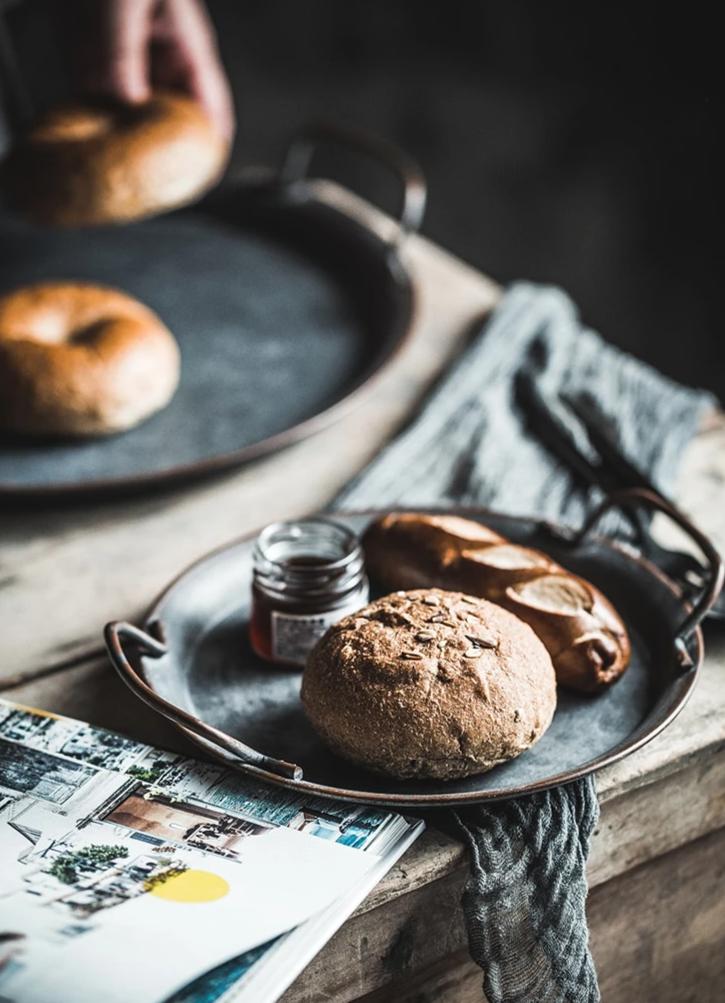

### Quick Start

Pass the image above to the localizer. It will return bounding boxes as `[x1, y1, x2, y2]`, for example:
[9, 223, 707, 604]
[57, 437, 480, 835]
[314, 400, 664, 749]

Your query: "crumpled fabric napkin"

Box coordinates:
[333, 282, 713, 1003]
[453, 778, 599, 1003]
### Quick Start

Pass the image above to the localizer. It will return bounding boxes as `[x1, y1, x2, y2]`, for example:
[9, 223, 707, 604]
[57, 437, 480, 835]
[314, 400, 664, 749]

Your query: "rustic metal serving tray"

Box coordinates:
[105, 489, 723, 806]
[0, 124, 424, 500]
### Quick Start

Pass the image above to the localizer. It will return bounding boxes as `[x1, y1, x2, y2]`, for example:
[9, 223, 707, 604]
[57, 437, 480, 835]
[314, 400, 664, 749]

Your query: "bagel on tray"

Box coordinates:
[0, 282, 180, 437]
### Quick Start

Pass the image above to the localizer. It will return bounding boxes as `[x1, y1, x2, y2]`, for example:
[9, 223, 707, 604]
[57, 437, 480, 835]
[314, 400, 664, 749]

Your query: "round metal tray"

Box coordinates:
[105, 490, 722, 806]
[0, 124, 425, 500]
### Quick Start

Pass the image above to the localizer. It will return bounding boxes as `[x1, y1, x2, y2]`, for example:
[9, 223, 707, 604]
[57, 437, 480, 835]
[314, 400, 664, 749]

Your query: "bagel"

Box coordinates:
[2, 92, 230, 226]
[0, 282, 180, 437]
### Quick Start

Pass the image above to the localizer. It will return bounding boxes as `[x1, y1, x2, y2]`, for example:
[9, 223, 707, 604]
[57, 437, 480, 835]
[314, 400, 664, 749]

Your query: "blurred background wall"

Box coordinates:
[6, 0, 723, 397]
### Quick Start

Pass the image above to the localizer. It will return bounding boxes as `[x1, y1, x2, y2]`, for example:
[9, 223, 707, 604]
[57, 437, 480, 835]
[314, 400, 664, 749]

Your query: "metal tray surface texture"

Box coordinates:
[135, 510, 701, 806]
[0, 185, 412, 497]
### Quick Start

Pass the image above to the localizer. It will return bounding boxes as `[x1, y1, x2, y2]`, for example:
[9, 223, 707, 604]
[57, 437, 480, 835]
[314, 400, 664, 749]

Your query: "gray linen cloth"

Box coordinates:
[333, 282, 714, 1003]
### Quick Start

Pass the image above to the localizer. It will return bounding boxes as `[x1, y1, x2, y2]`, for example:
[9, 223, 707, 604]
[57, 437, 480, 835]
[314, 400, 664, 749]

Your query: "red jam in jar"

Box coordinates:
[249, 518, 369, 668]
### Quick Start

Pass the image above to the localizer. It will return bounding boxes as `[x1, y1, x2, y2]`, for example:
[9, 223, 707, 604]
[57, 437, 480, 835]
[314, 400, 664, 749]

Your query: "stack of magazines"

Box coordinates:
[0, 699, 424, 1003]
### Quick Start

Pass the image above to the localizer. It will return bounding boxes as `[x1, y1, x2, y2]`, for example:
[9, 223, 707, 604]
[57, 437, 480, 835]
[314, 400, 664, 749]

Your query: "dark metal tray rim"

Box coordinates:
[0, 121, 427, 500]
[105, 489, 722, 806]
[0, 193, 415, 501]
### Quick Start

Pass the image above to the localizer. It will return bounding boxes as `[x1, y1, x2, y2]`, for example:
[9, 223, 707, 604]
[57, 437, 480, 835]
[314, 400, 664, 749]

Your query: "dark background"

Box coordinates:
[6, 1, 723, 397]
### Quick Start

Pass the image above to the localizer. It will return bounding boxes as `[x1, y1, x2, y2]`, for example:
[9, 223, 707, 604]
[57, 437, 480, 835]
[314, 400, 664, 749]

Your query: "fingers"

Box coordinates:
[102, 0, 156, 103]
[67, 0, 157, 104]
[152, 0, 235, 140]
[64, 0, 235, 140]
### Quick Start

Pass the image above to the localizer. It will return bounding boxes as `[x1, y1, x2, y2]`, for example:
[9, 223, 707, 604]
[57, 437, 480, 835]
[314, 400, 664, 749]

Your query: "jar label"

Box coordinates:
[271, 592, 368, 667]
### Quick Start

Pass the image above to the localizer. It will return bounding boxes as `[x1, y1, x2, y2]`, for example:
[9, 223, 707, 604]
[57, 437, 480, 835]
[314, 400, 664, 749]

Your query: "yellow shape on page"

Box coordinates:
[148, 868, 230, 903]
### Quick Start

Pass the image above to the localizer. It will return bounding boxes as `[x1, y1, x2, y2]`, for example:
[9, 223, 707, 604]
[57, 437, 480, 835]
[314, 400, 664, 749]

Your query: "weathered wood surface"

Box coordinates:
[1, 182, 724, 1002]
[4, 427, 725, 1003]
[281, 812, 725, 1002]
[589, 826, 725, 1003]
[347, 826, 725, 1003]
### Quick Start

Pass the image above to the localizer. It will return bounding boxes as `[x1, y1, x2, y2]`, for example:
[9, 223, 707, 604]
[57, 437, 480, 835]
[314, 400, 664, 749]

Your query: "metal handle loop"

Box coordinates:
[571, 488, 723, 664]
[104, 620, 304, 781]
[280, 121, 427, 249]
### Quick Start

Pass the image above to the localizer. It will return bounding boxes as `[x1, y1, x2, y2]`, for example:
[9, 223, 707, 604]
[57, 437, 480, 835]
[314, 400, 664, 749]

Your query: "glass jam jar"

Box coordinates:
[249, 518, 369, 668]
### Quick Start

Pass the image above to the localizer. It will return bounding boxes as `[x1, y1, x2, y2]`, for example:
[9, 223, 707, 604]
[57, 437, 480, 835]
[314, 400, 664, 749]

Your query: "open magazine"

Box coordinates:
[0, 699, 424, 1003]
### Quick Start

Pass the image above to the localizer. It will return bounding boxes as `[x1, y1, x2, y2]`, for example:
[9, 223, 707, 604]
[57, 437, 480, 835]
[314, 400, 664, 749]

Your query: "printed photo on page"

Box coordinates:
[0, 701, 404, 1003]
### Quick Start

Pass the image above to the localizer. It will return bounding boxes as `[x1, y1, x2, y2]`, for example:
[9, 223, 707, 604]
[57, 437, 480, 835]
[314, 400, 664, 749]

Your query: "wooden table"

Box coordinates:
[2, 183, 724, 1003]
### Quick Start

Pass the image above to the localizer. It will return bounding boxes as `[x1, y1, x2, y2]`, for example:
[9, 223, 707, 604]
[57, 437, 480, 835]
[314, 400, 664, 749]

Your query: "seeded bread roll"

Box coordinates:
[362, 513, 631, 694]
[302, 589, 556, 780]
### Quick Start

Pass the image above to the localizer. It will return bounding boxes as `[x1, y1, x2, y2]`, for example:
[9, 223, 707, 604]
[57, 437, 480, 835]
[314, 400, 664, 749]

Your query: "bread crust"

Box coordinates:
[302, 589, 557, 780]
[3, 92, 229, 226]
[363, 513, 631, 694]
[0, 282, 180, 436]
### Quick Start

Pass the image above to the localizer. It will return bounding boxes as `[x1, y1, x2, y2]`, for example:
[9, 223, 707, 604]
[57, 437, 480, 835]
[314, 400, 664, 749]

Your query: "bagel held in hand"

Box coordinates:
[0, 283, 180, 437]
[3, 92, 229, 226]
[362, 512, 631, 694]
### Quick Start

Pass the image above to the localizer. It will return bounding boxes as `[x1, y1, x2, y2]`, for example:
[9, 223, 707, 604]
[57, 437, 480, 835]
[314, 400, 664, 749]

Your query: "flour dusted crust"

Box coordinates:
[3, 92, 229, 226]
[302, 589, 556, 780]
[0, 282, 180, 437]
[363, 512, 631, 693]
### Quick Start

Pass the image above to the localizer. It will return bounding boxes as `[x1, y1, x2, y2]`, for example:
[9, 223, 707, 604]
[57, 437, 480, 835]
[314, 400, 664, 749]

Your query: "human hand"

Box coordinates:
[65, 0, 235, 140]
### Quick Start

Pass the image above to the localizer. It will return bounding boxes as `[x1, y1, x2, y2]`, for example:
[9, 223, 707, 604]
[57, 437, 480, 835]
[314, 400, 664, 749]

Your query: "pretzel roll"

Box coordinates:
[363, 512, 631, 693]
[3, 92, 229, 226]
[0, 282, 180, 437]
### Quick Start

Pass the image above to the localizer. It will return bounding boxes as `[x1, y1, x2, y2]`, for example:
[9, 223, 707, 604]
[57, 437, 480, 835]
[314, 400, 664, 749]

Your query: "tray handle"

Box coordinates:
[280, 121, 426, 249]
[566, 487, 724, 667]
[104, 621, 304, 781]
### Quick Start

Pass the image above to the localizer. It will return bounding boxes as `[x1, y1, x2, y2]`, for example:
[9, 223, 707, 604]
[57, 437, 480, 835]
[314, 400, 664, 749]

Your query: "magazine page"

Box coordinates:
[0, 700, 414, 1003]
[166, 813, 424, 1003]
[167, 813, 425, 1003]
[220, 820, 424, 1003]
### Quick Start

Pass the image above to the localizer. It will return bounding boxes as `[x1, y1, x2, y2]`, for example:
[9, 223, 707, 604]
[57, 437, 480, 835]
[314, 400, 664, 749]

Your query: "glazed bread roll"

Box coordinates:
[363, 513, 631, 693]
[302, 589, 557, 780]
[0, 282, 180, 437]
[3, 92, 229, 226]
